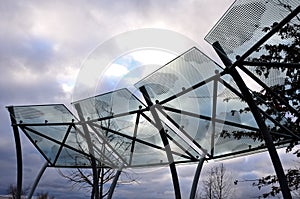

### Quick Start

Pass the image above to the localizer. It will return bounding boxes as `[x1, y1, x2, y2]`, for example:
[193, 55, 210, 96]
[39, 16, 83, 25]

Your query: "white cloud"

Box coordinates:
[104, 63, 129, 77]
[129, 49, 176, 65]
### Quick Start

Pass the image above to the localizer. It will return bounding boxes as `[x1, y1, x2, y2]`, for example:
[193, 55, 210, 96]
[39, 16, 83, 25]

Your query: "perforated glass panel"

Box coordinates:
[205, 0, 300, 60]
[73, 88, 144, 121]
[135, 47, 222, 104]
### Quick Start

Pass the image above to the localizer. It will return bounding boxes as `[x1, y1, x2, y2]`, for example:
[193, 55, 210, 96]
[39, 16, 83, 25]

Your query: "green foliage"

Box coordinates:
[222, 1, 299, 198]
[252, 168, 300, 198]
[239, 1, 300, 197]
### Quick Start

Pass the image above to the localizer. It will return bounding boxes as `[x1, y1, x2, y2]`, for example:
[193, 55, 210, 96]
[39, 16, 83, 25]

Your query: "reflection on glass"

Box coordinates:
[73, 88, 144, 120]
[12, 104, 76, 124]
[135, 47, 222, 105]
[213, 124, 263, 157]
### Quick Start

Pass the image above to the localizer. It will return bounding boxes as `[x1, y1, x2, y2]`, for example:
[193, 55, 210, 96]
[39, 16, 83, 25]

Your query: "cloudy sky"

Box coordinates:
[0, 0, 298, 198]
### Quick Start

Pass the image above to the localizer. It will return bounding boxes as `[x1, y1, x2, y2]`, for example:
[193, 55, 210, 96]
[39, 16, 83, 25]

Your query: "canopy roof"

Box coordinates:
[7, 0, 299, 168]
[8, 47, 293, 168]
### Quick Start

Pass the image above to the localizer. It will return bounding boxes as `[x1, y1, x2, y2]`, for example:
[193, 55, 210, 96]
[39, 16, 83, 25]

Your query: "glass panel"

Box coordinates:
[165, 80, 213, 118]
[136, 113, 164, 148]
[11, 104, 76, 124]
[265, 118, 295, 143]
[25, 129, 60, 164]
[213, 123, 263, 157]
[205, 0, 300, 60]
[253, 92, 294, 129]
[134, 47, 222, 104]
[131, 142, 168, 166]
[105, 133, 131, 163]
[70, 124, 122, 167]
[65, 125, 100, 164]
[162, 111, 212, 154]
[216, 76, 259, 128]
[99, 144, 127, 167]
[91, 123, 132, 164]
[163, 124, 202, 161]
[73, 88, 144, 121]
[93, 115, 137, 138]
[244, 66, 287, 88]
[55, 147, 92, 167]
[65, 126, 87, 151]
[28, 125, 69, 143]
[141, 112, 202, 162]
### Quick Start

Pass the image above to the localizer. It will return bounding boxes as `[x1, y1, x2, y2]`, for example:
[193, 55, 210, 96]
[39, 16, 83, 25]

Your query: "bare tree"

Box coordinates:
[36, 192, 55, 199]
[6, 184, 28, 199]
[58, 101, 137, 199]
[197, 164, 234, 199]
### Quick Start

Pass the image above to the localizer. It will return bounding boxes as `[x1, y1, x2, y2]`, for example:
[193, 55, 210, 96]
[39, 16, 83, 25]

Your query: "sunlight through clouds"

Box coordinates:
[96, 49, 176, 95]
[104, 63, 129, 77]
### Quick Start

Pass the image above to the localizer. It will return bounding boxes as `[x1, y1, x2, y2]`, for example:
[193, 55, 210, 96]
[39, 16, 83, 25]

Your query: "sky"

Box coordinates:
[0, 0, 299, 198]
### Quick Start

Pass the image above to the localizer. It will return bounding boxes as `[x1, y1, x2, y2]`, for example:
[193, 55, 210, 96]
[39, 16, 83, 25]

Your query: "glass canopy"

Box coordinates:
[6, 2, 300, 199]
[8, 47, 293, 168]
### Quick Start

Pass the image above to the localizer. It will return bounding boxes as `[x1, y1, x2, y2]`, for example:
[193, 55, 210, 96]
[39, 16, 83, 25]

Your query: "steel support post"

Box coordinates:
[213, 42, 292, 199]
[189, 156, 206, 199]
[140, 86, 181, 199]
[7, 106, 23, 199]
[107, 165, 123, 199]
[27, 161, 48, 199]
[74, 104, 99, 199]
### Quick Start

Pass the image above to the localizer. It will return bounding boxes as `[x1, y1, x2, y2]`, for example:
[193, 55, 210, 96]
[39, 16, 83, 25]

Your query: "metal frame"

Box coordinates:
[7, 60, 298, 199]
[6, 3, 300, 199]
[203, 5, 300, 197]
[190, 156, 206, 199]
[140, 85, 182, 199]
[7, 66, 297, 198]
[75, 104, 100, 199]
[212, 41, 292, 199]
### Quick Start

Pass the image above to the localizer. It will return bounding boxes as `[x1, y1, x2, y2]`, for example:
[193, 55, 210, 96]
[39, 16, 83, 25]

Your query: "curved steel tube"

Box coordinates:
[107, 166, 123, 199]
[190, 157, 205, 199]
[213, 42, 292, 199]
[140, 86, 181, 199]
[27, 161, 48, 199]
[74, 104, 99, 199]
[7, 106, 23, 199]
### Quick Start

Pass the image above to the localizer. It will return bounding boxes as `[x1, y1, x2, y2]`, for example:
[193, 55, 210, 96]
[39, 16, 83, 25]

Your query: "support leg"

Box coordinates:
[190, 157, 205, 199]
[213, 42, 292, 199]
[74, 104, 99, 199]
[7, 106, 23, 199]
[107, 166, 123, 199]
[140, 86, 181, 199]
[27, 161, 48, 199]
